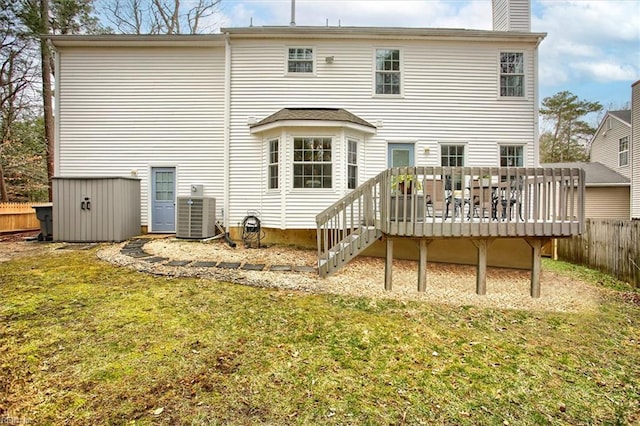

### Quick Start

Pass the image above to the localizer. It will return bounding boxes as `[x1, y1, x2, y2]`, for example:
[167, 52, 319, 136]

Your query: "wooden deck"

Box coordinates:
[316, 166, 585, 297]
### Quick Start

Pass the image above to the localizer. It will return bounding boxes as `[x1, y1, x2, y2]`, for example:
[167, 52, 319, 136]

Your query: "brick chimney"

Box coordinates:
[493, 0, 531, 32]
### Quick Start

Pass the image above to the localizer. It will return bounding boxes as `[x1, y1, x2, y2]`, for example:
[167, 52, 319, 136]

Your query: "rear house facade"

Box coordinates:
[50, 0, 585, 294]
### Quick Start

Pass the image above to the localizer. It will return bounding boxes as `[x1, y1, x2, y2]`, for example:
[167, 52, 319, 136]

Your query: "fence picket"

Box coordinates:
[0, 202, 40, 232]
[557, 219, 640, 287]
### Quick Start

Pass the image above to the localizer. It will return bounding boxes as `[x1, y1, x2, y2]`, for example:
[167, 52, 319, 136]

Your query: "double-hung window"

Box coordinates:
[347, 139, 358, 189]
[619, 136, 629, 167]
[293, 137, 332, 188]
[288, 48, 313, 73]
[500, 145, 524, 167]
[500, 52, 524, 97]
[375, 49, 400, 95]
[441, 144, 465, 190]
[268, 139, 279, 189]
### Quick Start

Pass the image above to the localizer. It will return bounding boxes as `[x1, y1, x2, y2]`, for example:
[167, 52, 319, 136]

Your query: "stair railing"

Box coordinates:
[316, 172, 385, 276]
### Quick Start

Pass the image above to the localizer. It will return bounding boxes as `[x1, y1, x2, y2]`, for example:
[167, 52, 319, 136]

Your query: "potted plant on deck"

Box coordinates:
[391, 174, 423, 194]
[390, 174, 425, 221]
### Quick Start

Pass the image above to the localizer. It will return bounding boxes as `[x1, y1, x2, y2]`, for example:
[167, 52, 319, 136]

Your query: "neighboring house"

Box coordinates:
[632, 81, 640, 220]
[542, 162, 630, 220]
[49, 0, 585, 292]
[590, 109, 631, 180]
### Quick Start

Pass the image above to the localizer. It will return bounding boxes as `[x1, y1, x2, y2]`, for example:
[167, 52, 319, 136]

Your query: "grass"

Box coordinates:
[1, 248, 639, 425]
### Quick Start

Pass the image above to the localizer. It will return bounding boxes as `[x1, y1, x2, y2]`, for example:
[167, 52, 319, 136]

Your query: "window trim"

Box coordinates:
[292, 136, 333, 190]
[499, 144, 525, 167]
[347, 138, 359, 190]
[267, 138, 279, 190]
[619, 136, 629, 167]
[286, 46, 315, 75]
[374, 47, 403, 97]
[440, 143, 466, 167]
[498, 51, 525, 98]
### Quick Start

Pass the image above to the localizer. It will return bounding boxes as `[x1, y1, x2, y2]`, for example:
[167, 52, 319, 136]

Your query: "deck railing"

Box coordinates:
[381, 166, 585, 237]
[315, 166, 585, 276]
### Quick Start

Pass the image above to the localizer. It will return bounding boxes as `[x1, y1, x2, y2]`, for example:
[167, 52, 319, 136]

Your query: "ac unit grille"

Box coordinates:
[176, 197, 216, 239]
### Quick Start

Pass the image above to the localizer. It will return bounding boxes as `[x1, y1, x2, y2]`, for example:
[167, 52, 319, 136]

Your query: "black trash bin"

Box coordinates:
[32, 203, 53, 241]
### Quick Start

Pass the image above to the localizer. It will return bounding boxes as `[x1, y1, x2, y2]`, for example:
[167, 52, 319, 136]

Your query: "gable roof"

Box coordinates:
[542, 162, 630, 187]
[609, 110, 631, 125]
[222, 26, 546, 42]
[249, 108, 376, 134]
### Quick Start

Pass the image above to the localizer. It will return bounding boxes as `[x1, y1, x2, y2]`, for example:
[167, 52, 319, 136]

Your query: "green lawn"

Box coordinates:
[1, 248, 639, 425]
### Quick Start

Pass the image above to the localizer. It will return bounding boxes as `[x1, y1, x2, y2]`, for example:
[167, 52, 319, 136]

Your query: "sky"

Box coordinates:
[216, 0, 640, 124]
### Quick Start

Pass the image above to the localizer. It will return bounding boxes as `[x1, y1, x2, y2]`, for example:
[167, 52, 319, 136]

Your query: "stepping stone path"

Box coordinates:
[118, 238, 317, 275]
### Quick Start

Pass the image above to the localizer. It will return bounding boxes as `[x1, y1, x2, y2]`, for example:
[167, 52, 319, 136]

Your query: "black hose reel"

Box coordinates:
[241, 215, 262, 248]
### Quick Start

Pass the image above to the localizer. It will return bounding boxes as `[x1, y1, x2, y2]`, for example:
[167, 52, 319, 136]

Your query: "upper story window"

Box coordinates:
[347, 139, 358, 190]
[500, 52, 524, 97]
[619, 136, 629, 167]
[293, 137, 332, 188]
[500, 145, 524, 167]
[268, 138, 279, 189]
[288, 48, 313, 73]
[375, 49, 400, 95]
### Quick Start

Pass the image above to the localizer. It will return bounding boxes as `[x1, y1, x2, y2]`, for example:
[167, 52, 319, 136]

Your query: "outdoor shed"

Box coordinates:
[53, 177, 141, 242]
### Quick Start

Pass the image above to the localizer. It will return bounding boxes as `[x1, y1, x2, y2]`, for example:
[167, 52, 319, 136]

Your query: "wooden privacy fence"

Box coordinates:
[0, 202, 40, 232]
[557, 219, 640, 287]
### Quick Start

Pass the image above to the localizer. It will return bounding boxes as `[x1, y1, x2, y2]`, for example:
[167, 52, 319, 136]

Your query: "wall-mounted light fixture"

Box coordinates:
[424, 147, 430, 155]
[325, 56, 334, 64]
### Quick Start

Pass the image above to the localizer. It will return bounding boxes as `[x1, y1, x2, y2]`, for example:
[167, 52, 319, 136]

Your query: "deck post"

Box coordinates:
[471, 239, 493, 296]
[385, 237, 393, 291]
[417, 239, 432, 292]
[526, 238, 546, 298]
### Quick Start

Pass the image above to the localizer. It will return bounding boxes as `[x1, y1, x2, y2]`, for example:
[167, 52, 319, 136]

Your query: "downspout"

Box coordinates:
[533, 36, 543, 167]
[53, 46, 61, 176]
[224, 32, 231, 234]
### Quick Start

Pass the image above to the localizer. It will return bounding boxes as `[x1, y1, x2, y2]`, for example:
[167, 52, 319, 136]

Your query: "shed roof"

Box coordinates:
[542, 162, 630, 186]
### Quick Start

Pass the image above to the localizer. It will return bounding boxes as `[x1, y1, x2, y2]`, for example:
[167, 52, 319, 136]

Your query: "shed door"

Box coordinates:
[151, 167, 176, 232]
[388, 143, 415, 167]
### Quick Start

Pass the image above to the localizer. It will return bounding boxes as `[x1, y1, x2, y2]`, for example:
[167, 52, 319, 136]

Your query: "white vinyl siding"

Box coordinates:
[228, 36, 539, 229]
[590, 114, 632, 179]
[493, 0, 531, 31]
[56, 46, 225, 228]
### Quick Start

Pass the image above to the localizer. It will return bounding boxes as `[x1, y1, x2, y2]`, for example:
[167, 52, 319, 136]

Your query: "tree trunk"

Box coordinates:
[0, 162, 8, 201]
[41, 0, 55, 201]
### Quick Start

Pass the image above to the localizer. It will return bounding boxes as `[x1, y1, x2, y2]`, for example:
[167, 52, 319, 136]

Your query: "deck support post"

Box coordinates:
[526, 238, 547, 298]
[417, 239, 433, 292]
[385, 237, 393, 291]
[471, 238, 494, 296]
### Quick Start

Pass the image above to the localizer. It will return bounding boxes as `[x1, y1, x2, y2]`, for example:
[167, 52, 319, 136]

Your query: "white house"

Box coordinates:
[50, 0, 589, 293]
[51, 0, 544, 236]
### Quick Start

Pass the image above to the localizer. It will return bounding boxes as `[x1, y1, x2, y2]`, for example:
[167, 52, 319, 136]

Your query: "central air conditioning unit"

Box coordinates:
[176, 196, 216, 239]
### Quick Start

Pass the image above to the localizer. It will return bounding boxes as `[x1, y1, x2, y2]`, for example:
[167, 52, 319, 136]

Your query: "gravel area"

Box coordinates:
[96, 237, 601, 313]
